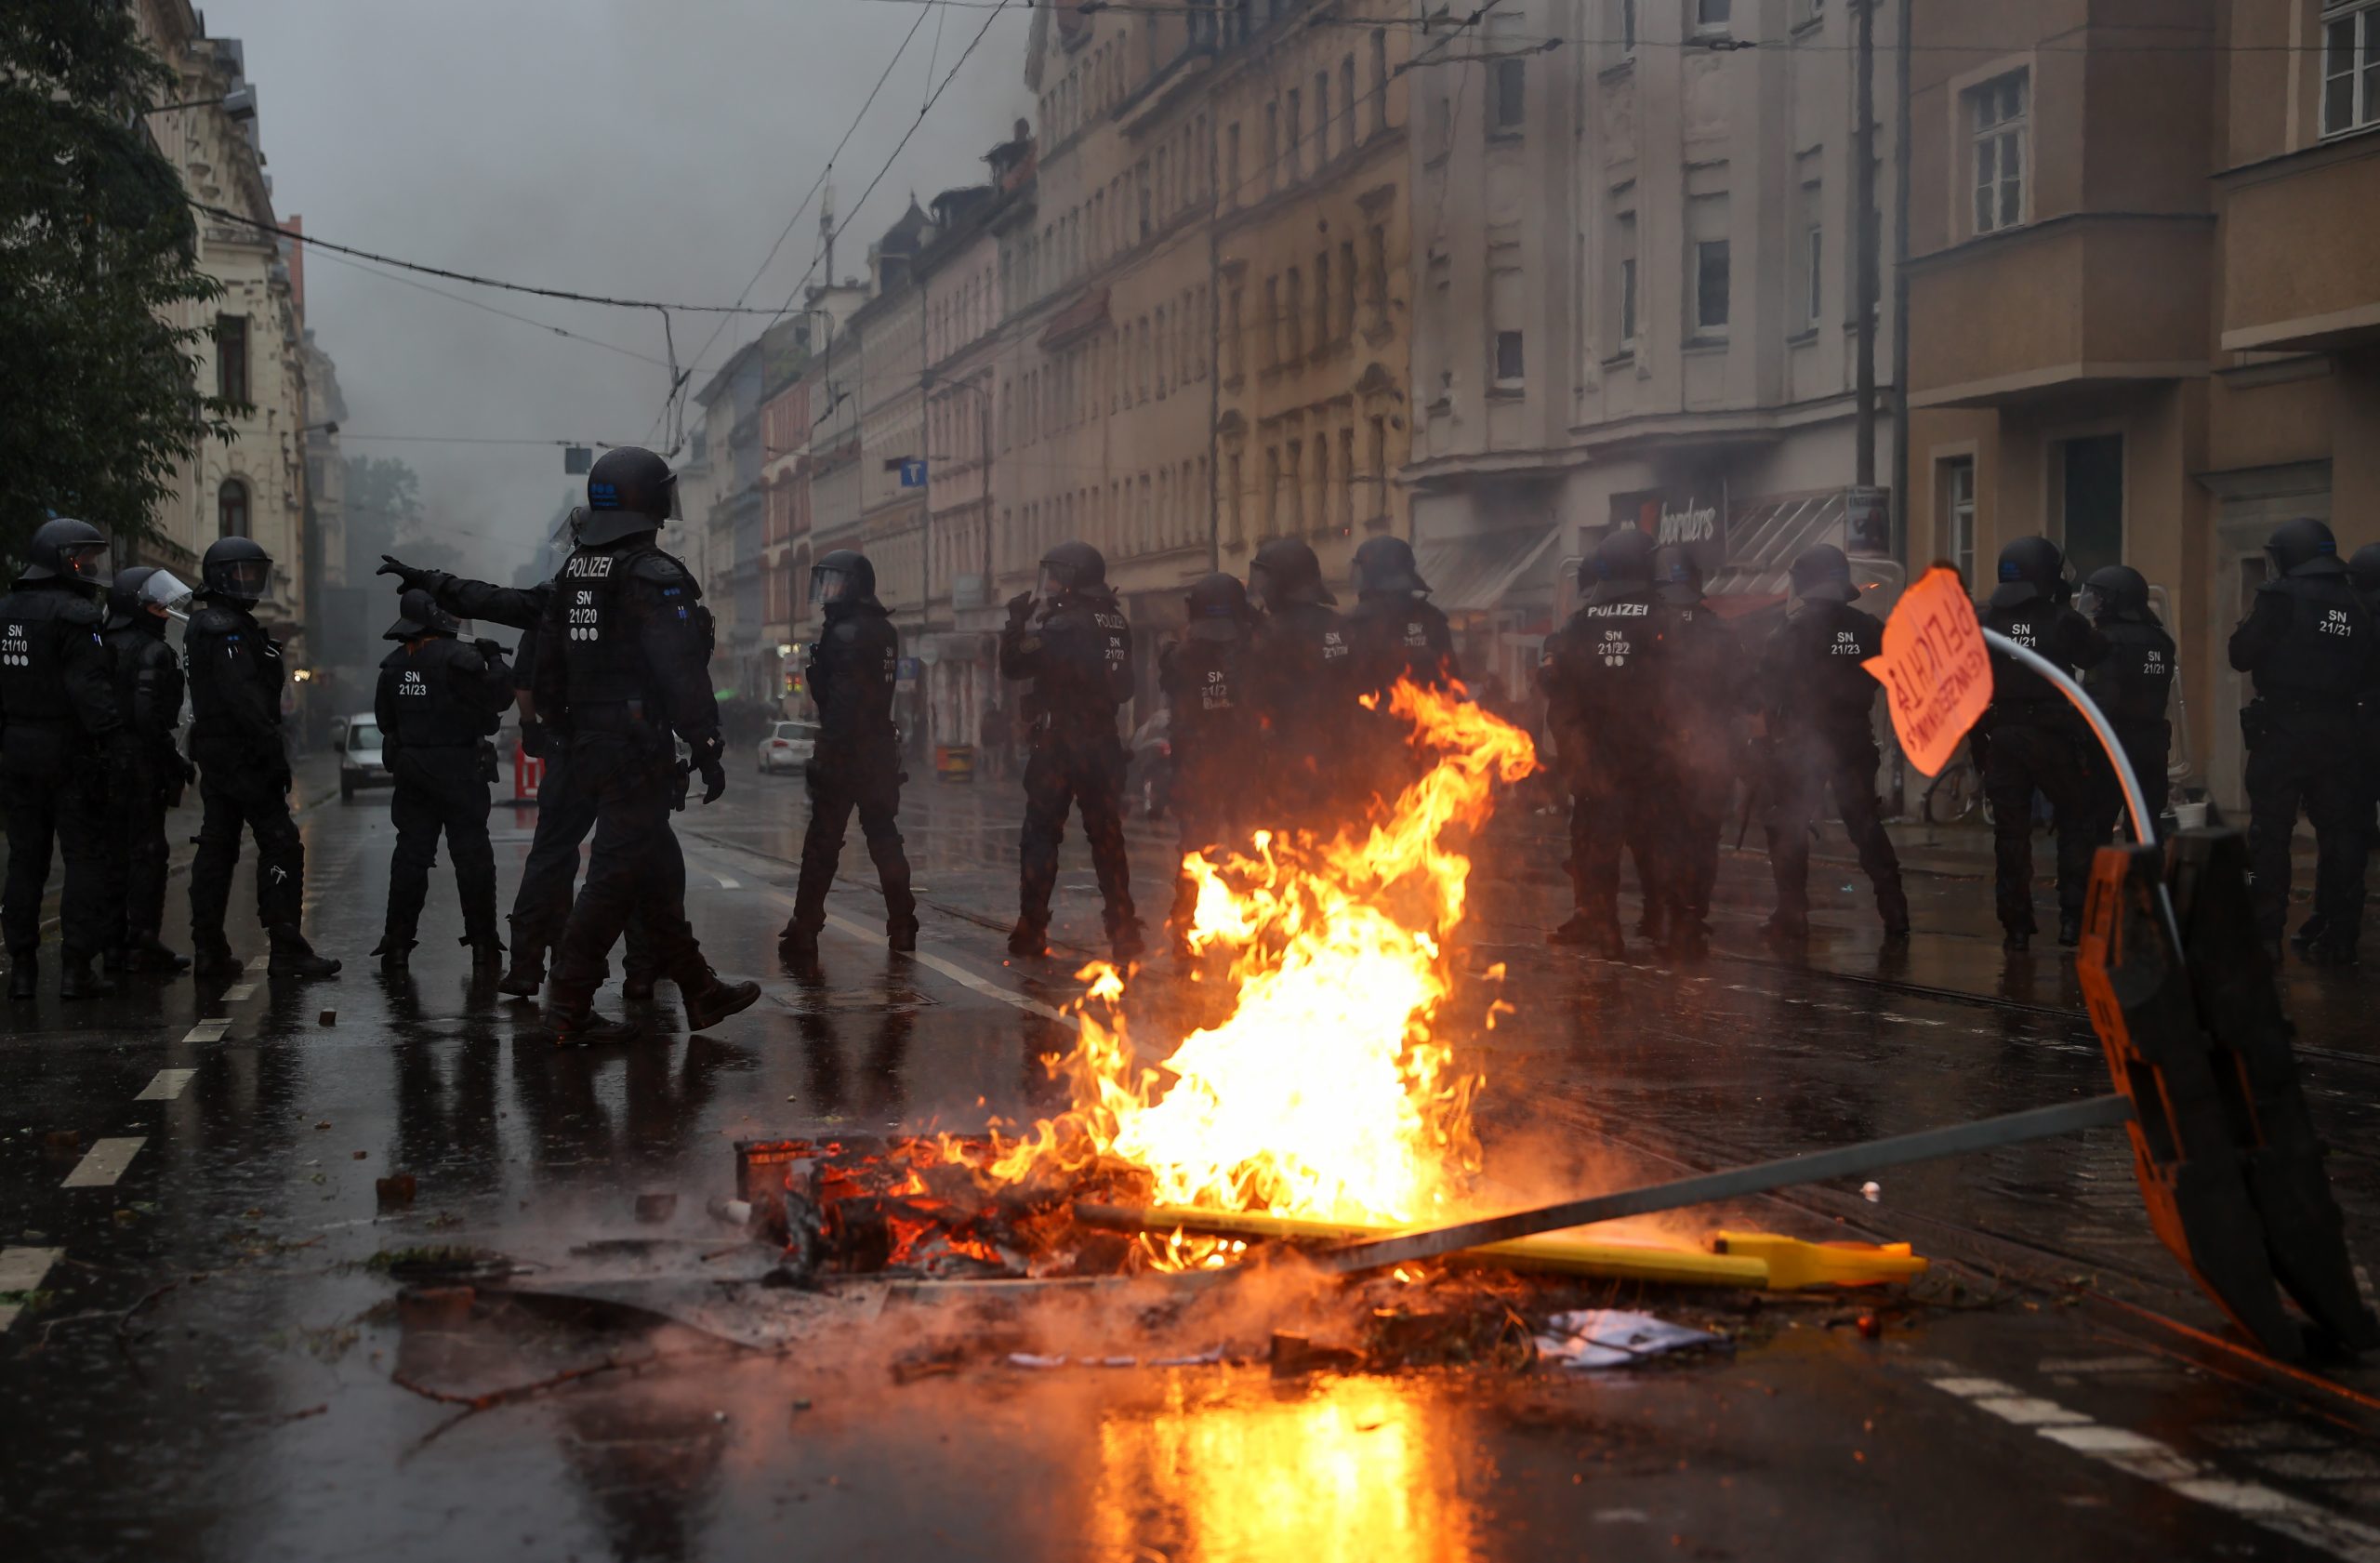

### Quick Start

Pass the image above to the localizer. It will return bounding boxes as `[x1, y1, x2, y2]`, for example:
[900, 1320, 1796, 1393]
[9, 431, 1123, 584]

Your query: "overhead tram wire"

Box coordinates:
[306, 245, 675, 369]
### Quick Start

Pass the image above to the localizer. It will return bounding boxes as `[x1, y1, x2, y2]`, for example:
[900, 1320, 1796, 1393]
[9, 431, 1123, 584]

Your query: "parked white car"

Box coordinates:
[757, 720, 820, 775]
[337, 712, 390, 801]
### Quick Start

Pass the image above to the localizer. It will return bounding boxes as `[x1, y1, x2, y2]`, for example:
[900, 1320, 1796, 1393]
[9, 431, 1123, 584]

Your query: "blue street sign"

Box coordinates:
[898, 458, 928, 488]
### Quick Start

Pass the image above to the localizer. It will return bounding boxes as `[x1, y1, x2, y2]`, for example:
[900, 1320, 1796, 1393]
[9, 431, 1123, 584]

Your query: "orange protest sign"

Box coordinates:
[1864, 564, 1993, 778]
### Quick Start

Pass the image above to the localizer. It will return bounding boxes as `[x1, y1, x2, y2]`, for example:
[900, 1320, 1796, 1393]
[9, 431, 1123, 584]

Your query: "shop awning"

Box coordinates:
[1414, 524, 1563, 615]
[1703, 489, 1847, 607]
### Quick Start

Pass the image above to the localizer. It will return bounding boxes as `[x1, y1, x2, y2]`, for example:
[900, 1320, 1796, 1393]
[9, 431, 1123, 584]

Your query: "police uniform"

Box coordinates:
[1755, 562, 1909, 940]
[1652, 557, 1743, 946]
[0, 523, 120, 997]
[1343, 588, 1460, 802]
[1540, 533, 1671, 952]
[1977, 538, 2106, 948]
[1001, 564, 1138, 957]
[386, 559, 658, 998]
[372, 591, 514, 966]
[533, 518, 752, 1038]
[1248, 600, 1355, 826]
[781, 556, 916, 960]
[186, 538, 337, 979]
[101, 572, 192, 972]
[2079, 571, 2175, 843]
[1161, 574, 1260, 946]
[2228, 518, 2379, 960]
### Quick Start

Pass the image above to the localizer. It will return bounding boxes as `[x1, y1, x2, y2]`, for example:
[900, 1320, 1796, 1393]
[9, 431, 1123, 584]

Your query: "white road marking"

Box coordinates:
[223, 983, 255, 1002]
[180, 1020, 229, 1044]
[1929, 1375, 2380, 1562]
[135, 1068, 196, 1102]
[0, 1248, 62, 1331]
[714, 875, 741, 890]
[61, 1136, 147, 1189]
[245, 955, 269, 974]
[813, 907, 1078, 1028]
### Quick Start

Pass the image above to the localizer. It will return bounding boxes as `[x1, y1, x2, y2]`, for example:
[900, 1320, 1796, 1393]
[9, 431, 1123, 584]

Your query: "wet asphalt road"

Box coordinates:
[4, 760, 2380, 1561]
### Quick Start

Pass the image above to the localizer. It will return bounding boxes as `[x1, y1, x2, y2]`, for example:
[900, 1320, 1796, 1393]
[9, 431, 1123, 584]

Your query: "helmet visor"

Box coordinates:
[141, 570, 194, 620]
[813, 565, 854, 606]
[216, 558, 271, 599]
[1038, 563, 1077, 599]
[60, 542, 111, 583]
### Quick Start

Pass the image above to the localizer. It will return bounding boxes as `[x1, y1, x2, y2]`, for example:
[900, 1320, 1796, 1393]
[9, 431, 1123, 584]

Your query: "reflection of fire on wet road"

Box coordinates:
[1091, 1376, 1481, 1563]
[963, 681, 1538, 1265]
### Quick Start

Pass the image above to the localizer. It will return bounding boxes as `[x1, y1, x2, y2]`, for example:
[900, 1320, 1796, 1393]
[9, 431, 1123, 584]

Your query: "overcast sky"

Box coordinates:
[203, 0, 1032, 580]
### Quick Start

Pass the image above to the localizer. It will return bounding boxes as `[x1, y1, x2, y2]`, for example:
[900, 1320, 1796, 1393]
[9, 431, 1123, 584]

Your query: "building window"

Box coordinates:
[1342, 57, 1356, 148]
[218, 478, 250, 539]
[1228, 453, 1245, 544]
[1287, 89, 1302, 179]
[1286, 268, 1305, 359]
[1228, 286, 1245, 378]
[1338, 239, 1357, 338]
[1226, 122, 1241, 203]
[2322, 1, 2380, 137]
[1366, 225, 1390, 333]
[1693, 0, 1732, 34]
[1692, 241, 1730, 333]
[1614, 208, 1639, 352]
[1338, 427, 1356, 531]
[1370, 30, 1389, 135]
[1264, 276, 1281, 365]
[1493, 330, 1525, 386]
[1368, 417, 1388, 520]
[1285, 439, 1303, 532]
[1265, 101, 1279, 192]
[1804, 219, 1824, 327]
[1315, 250, 1332, 344]
[1263, 446, 1280, 536]
[1942, 457, 1977, 586]
[1489, 15, 1526, 133]
[1316, 72, 1331, 161]
[1970, 70, 2028, 234]
[1314, 434, 1330, 538]
[216, 314, 249, 405]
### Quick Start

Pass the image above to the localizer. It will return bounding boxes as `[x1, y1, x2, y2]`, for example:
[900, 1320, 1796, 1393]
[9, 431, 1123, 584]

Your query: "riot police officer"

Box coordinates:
[1754, 545, 1909, 946]
[1, 518, 121, 1000]
[185, 535, 339, 980]
[532, 446, 760, 1043]
[1343, 536, 1461, 805]
[101, 565, 196, 974]
[371, 588, 515, 970]
[2228, 516, 2377, 964]
[1247, 536, 1355, 828]
[1978, 536, 2106, 952]
[2078, 564, 2176, 843]
[379, 523, 664, 1000]
[1649, 545, 1742, 955]
[1160, 571, 1259, 954]
[1540, 528, 1670, 956]
[776, 549, 917, 968]
[1000, 539, 1140, 961]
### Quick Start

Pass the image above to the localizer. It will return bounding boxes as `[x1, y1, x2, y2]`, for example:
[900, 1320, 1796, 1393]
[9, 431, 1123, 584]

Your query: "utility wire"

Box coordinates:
[306, 246, 675, 368]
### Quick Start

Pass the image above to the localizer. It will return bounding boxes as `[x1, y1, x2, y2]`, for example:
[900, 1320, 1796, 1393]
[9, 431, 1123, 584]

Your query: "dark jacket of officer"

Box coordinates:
[2083, 612, 2176, 732]
[1000, 588, 1133, 741]
[375, 635, 511, 760]
[1758, 601, 1888, 753]
[810, 595, 902, 778]
[420, 573, 549, 747]
[2228, 561, 2379, 706]
[184, 600, 286, 777]
[104, 612, 185, 777]
[1161, 635, 1253, 781]
[1343, 593, 1460, 701]
[1540, 585, 1664, 777]
[533, 536, 718, 748]
[0, 578, 118, 770]
[1247, 601, 1353, 773]
[1981, 598, 2104, 727]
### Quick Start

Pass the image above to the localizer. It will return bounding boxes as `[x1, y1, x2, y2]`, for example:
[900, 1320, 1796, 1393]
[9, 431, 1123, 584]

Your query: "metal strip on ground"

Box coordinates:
[61, 1137, 147, 1189]
[1927, 1375, 2380, 1562]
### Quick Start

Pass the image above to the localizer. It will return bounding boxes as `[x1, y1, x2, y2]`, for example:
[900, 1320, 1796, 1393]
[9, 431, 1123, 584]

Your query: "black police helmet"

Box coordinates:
[813, 548, 877, 608]
[1651, 544, 1705, 607]
[1352, 535, 1427, 597]
[1039, 539, 1107, 596]
[1788, 543, 1858, 604]
[200, 535, 274, 606]
[1989, 535, 2067, 609]
[2267, 515, 2341, 576]
[106, 566, 161, 629]
[2082, 563, 2150, 623]
[1184, 571, 1252, 642]
[1579, 527, 1654, 604]
[385, 587, 459, 641]
[1250, 537, 1333, 608]
[581, 446, 676, 546]
[20, 516, 109, 587]
[2350, 543, 2380, 596]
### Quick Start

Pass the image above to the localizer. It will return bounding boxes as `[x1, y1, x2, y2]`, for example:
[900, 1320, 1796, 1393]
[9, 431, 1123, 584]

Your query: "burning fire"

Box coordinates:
[963, 681, 1536, 1263]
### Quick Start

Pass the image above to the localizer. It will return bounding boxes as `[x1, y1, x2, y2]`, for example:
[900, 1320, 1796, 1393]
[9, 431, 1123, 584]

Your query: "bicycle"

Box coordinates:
[1923, 743, 1987, 826]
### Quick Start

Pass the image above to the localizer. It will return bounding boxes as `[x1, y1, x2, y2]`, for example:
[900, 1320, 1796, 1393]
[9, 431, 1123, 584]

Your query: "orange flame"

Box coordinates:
[972, 681, 1536, 1261]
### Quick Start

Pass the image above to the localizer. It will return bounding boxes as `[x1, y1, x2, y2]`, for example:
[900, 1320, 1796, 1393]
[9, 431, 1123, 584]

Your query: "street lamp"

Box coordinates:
[145, 86, 257, 120]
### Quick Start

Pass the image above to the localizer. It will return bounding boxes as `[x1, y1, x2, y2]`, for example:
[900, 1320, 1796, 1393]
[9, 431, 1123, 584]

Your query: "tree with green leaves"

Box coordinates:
[0, 2, 239, 563]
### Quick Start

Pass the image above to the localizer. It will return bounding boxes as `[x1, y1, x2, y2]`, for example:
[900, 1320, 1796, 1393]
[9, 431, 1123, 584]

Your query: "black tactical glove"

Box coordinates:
[377, 555, 436, 591]
[694, 735, 728, 804]
[473, 637, 505, 663]
[1005, 590, 1036, 629]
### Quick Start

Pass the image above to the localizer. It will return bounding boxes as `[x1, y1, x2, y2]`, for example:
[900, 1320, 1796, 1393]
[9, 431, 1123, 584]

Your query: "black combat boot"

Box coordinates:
[1007, 921, 1049, 959]
[2003, 929, 2032, 954]
[886, 916, 919, 955]
[2304, 938, 2360, 969]
[497, 942, 545, 1000]
[778, 924, 821, 969]
[268, 925, 342, 979]
[467, 934, 505, 973]
[1762, 910, 1810, 947]
[124, 934, 192, 974]
[372, 937, 413, 972]
[1108, 920, 1145, 964]
[545, 1001, 644, 1047]
[58, 956, 113, 1001]
[2056, 910, 2084, 949]
[621, 966, 659, 1002]
[101, 944, 126, 975]
[681, 970, 762, 1034]
[1546, 912, 1623, 958]
[9, 953, 37, 1001]
[191, 939, 243, 982]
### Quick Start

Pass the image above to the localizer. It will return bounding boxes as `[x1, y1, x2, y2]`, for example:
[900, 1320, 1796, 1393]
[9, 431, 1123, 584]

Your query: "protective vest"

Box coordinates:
[1031, 594, 1134, 720]
[1761, 602, 1884, 739]
[105, 620, 184, 747]
[0, 587, 100, 723]
[1543, 595, 1664, 723]
[1346, 594, 1456, 696]
[184, 603, 284, 762]
[1981, 601, 2094, 711]
[810, 603, 900, 750]
[380, 639, 502, 748]
[2083, 619, 2175, 729]
[2249, 575, 2372, 701]
[1163, 636, 1254, 763]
